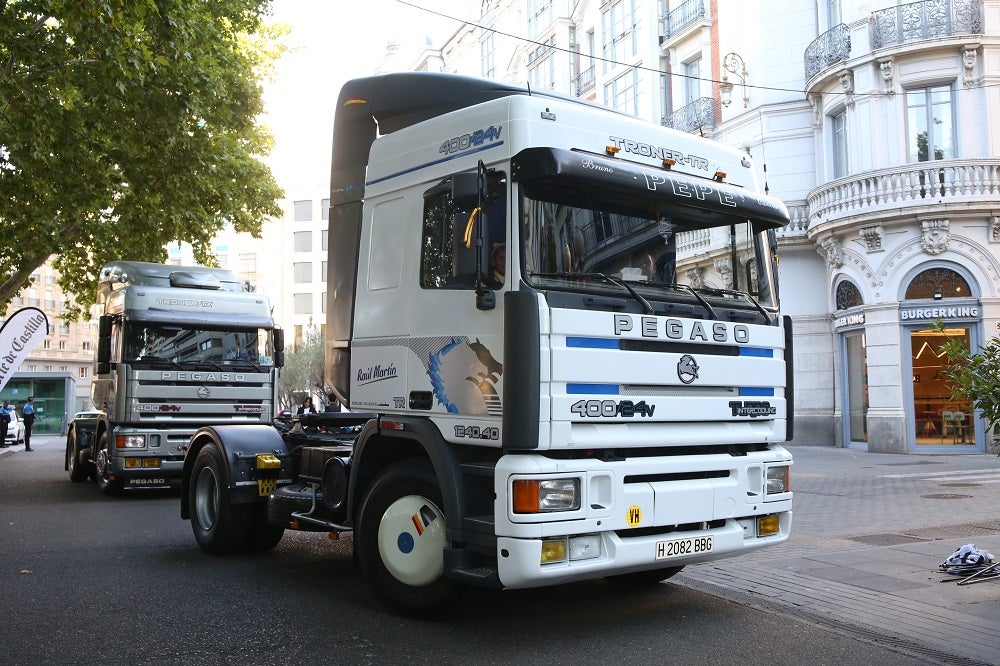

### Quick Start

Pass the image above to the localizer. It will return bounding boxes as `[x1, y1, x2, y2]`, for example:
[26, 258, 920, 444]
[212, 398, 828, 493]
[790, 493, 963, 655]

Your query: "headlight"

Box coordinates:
[512, 478, 581, 513]
[766, 466, 790, 494]
[115, 434, 146, 449]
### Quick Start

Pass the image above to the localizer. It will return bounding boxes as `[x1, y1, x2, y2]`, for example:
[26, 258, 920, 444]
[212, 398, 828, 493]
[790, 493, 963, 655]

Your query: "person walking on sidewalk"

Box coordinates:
[21, 397, 35, 451]
[0, 401, 9, 448]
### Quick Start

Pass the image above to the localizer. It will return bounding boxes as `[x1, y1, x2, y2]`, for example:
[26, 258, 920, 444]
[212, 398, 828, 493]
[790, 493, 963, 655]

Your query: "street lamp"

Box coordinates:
[720, 52, 749, 108]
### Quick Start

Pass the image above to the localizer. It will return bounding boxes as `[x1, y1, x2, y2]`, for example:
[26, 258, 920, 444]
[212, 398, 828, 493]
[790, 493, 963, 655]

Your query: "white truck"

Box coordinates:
[180, 73, 793, 613]
[66, 261, 283, 495]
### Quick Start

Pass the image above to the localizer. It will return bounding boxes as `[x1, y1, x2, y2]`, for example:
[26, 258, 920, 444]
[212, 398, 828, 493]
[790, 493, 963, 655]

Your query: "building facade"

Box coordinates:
[406, 0, 1000, 454]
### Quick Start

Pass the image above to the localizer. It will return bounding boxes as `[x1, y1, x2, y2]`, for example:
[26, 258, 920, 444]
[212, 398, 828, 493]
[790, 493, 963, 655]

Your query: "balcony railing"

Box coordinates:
[662, 97, 717, 134]
[870, 0, 983, 50]
[574, 64, 595, 96]
[662, 0, 705, 40]
[804, 24, 851, 81]
[807, 159, 1000, 226]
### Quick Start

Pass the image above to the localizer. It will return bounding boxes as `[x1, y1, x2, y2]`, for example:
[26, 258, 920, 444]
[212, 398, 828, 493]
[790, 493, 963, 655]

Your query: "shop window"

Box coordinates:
[835, 280, 863, 310]
[905, 267, 970, 300]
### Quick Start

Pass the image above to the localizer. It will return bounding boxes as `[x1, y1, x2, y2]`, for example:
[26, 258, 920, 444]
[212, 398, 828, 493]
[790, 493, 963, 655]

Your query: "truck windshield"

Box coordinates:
[521, 191, 777, 312]
[122, 324, 275, 368]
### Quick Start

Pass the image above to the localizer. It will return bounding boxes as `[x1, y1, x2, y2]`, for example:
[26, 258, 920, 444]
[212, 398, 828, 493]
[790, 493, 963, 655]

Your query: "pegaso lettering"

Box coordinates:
[160, 372, 245, 382]
[439, 125, 503, 155]
[613, 314, 750, 344]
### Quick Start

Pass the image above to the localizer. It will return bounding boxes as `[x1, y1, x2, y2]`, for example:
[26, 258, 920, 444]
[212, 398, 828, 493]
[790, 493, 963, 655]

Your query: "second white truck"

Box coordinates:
[66, 261, 283, 495]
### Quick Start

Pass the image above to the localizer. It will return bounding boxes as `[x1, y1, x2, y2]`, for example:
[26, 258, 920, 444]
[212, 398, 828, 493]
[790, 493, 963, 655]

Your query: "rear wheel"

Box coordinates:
[189, 442, 253, 554]
[94, 433, 124, 496]
[357, 461, 462, 614]
[66, 430, 90, 483]
[246, 503, 285, 553]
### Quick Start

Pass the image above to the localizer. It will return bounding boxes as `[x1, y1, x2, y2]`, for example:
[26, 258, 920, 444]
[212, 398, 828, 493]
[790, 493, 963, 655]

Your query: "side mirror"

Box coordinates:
[96, 315, 112, 374]
[451, 172, 479, 209]
[273, 327, 284, 368]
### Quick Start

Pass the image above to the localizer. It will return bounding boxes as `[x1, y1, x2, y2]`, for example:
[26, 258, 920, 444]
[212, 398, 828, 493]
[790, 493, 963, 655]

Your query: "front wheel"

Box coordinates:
[94, 433, 123, 496]
[66, 430, 90, 483]
[357, 461, 463, 615]
[189, 442, 253, 554]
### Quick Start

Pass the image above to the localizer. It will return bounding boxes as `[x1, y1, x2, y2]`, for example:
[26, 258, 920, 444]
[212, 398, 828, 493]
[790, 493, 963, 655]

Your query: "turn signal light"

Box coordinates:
[757, 514, 780, 537]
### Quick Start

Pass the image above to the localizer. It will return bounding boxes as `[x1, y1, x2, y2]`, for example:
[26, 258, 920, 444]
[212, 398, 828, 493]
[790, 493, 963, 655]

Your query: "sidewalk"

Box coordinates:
[676, 444, 1000, 666]
[0, 432, 51, 457]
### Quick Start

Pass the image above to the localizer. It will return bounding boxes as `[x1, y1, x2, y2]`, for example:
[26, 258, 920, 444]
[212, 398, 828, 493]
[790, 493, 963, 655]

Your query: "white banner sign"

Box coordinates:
[0, 307, 49, 393]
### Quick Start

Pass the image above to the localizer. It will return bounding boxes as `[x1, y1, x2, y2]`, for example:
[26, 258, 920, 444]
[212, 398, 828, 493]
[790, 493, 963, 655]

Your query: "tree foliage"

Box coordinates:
[0, 0, 284, 317]
[277, 329, 326, 411]
[933, 320, 1000, 453]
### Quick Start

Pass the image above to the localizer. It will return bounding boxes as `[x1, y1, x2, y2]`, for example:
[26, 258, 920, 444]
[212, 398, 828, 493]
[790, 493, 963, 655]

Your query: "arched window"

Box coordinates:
[905, 268, 970, 300]
[835, 280, 863, 310]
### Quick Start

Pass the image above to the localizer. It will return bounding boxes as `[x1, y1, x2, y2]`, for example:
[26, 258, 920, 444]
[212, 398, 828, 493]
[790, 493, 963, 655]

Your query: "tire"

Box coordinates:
[94, 432, 124, 496]
[189, 442, 253, 554]
[246, 503, 285, 553]
[356, 461, 463, 615]
[605, 565, 685, 586]
[67, 430, 90, 483]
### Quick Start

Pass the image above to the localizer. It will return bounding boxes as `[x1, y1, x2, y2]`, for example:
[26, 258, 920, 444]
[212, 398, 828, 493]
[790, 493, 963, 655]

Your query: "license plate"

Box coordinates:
[655, 535, 713, 560]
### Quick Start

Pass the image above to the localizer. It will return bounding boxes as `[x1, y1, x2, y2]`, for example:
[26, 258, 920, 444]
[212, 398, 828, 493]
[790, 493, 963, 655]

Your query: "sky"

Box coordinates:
[261, 0, 474, 193]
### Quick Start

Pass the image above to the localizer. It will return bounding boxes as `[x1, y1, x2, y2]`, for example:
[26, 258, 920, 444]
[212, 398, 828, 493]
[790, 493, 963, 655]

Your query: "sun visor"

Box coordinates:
[124, 309, 273, 328]
[511, 147, 790, 230]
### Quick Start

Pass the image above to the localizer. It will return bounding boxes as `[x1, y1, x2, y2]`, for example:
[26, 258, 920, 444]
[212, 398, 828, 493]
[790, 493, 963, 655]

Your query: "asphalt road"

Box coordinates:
[0, 438, 941, 666]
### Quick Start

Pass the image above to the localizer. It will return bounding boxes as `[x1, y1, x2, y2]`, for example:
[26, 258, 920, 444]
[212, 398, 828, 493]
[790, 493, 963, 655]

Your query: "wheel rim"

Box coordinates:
[193, 465, 220, 530]
[95, 444, 109, 481]
[377, 494, 446, 587]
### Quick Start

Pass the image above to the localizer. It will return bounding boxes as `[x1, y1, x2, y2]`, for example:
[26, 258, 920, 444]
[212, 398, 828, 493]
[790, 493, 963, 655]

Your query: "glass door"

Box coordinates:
[844, 332, 869, 445]
[910, 327, 975, 447]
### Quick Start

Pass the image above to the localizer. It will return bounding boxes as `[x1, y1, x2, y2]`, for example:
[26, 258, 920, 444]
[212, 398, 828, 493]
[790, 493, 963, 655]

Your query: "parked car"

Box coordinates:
[4, 407, 24, 445]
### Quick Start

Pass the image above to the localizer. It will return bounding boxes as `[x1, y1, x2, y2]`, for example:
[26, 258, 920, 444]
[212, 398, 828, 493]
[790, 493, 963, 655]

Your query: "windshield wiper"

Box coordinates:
[529, 271, 655, 315]
[637, 280, 718, 320]
[698, 287, 770, 323]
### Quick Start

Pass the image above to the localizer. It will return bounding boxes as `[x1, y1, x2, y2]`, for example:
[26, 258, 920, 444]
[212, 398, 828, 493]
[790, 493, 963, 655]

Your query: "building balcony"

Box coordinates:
[574, 64, 595, 96]
[662, 97, 717, 134]
[806, 159, 1000, 234]
[660, 0, 706, 44]
[870, 0, 983, 50]
[804, 24, 851, 82]
[804, 0, 983, 86]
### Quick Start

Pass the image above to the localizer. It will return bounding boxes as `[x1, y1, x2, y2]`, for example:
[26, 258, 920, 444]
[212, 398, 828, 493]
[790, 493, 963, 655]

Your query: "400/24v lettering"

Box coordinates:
[571, 400, 655, 418]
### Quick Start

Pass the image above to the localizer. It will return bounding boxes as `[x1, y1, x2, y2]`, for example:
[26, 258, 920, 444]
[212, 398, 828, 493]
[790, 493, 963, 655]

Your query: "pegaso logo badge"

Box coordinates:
[677, 355, 699, 384]
[197, 386, 211, 399]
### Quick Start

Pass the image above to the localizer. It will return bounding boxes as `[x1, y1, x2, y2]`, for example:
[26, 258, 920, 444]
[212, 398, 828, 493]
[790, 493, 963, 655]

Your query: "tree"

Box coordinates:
[0, 0, 285, 317]
[933, 320, 1000, 454]
[277, 329, 326, 411]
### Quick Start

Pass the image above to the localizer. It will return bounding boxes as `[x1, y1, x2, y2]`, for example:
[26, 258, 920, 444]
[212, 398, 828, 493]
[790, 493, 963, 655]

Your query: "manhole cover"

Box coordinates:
[921, 493, 973, 499]
[849, 533, 927, 546]
[938, 482, 981, 488]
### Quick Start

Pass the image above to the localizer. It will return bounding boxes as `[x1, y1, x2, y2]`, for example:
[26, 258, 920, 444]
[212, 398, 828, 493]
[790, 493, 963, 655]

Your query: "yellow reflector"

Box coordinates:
[605, 145, 620, 156]
[124, 458, 140, 468]
[758, 514, 780, 537]
[142, 458, 160, 468]
[541, 539, 566, 563]
[256, 453, 281, 469]
[512, 480, 540, 513]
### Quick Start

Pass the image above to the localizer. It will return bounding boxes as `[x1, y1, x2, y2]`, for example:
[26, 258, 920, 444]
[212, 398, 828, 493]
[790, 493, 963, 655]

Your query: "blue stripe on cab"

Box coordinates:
[567, 383, 620, 395]
[566, 337, 620, 349]
[739, 347, 774, 357]
[740, 387, 775, 396]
